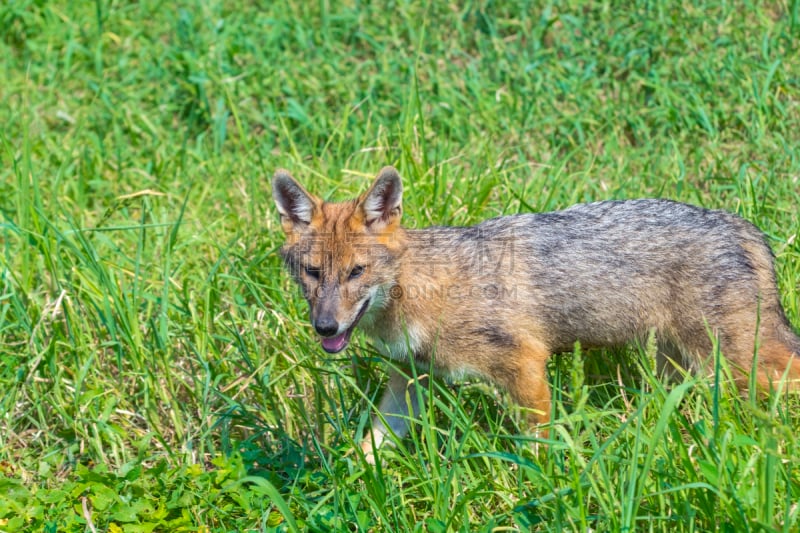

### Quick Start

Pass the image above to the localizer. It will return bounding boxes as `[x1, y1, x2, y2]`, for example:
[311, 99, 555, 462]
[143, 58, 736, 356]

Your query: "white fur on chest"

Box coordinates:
[373, 323, 424, 362]
[358, 290, 480, 380]
[359, 285, 425, 362]
[363, 321, 481, 381]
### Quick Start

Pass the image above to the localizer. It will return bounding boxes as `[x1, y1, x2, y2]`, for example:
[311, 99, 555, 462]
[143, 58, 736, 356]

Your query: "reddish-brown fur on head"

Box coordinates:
[272, 167, 407, 353]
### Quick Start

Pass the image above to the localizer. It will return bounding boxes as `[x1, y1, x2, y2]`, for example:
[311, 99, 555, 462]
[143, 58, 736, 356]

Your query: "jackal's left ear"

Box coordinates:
[360, 166, 403, 230]
[272, 169, 320, 232]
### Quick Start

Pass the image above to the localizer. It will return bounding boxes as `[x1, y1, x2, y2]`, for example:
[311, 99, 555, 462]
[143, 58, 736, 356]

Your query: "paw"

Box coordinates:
[360, 439, 377, 465]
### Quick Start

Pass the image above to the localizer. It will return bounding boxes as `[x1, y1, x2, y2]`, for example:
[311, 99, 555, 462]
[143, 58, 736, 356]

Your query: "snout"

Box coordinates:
[314, 316, 339, 337]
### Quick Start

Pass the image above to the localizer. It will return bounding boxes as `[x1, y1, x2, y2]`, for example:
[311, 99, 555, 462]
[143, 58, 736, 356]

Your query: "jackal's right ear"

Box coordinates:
[359, 166, 403, 231]
[272, 169, 319, 231]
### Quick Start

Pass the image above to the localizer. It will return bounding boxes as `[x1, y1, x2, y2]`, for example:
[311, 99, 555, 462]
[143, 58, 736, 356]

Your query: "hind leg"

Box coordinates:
[707, 314, 800, 393]
[755, 339, 800, 391]
[656, 338, 689, 382]
[658, 325, 717, 382]
[752, 314, 800, 391]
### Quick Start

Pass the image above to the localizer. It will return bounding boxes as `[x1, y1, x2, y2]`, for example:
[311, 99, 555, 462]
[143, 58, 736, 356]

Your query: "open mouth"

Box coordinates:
[319, 298, 371, 354]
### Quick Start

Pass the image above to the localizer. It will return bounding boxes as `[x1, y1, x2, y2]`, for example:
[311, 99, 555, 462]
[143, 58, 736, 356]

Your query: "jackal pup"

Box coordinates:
[272, 166, 800, 461]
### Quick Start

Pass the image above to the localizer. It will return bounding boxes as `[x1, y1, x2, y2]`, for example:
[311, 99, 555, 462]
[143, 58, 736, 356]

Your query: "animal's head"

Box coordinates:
[272, 167, 406, 353]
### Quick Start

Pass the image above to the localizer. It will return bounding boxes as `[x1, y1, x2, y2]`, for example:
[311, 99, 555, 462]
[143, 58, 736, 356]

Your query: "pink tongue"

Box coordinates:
[321, 333, 348, 353]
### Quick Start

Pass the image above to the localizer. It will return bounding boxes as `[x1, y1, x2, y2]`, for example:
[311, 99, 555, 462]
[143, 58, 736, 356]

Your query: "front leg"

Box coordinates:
[361, 367, 428, 464]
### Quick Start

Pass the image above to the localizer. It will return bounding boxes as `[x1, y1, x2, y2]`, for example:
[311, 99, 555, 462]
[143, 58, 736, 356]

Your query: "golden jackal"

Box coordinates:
[272, 166, 800, 461]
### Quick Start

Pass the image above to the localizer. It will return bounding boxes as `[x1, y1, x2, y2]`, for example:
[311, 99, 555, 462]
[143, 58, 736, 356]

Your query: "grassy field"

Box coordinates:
[2, 0, 800, 531]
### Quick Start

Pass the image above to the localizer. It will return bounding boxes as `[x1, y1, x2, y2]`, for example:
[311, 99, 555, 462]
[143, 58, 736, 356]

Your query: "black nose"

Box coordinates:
[314, 317, 339, 337]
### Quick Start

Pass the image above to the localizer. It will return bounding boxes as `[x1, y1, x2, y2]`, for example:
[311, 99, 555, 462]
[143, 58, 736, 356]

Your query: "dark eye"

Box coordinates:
[349, 265, 365, 279]
[304, 265, 321, 280]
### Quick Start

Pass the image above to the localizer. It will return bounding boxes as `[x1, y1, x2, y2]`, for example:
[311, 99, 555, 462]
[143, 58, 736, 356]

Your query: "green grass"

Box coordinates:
[2, 0, 800, 530]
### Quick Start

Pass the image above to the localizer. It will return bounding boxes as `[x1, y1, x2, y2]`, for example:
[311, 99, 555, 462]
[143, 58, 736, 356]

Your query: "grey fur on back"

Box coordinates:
[405, 199, 793, 357]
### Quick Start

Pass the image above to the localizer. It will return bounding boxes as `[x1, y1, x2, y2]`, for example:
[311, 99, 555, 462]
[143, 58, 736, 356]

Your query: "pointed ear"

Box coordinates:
[272, 169, 319, 231]
[359, 166, 403, 230]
